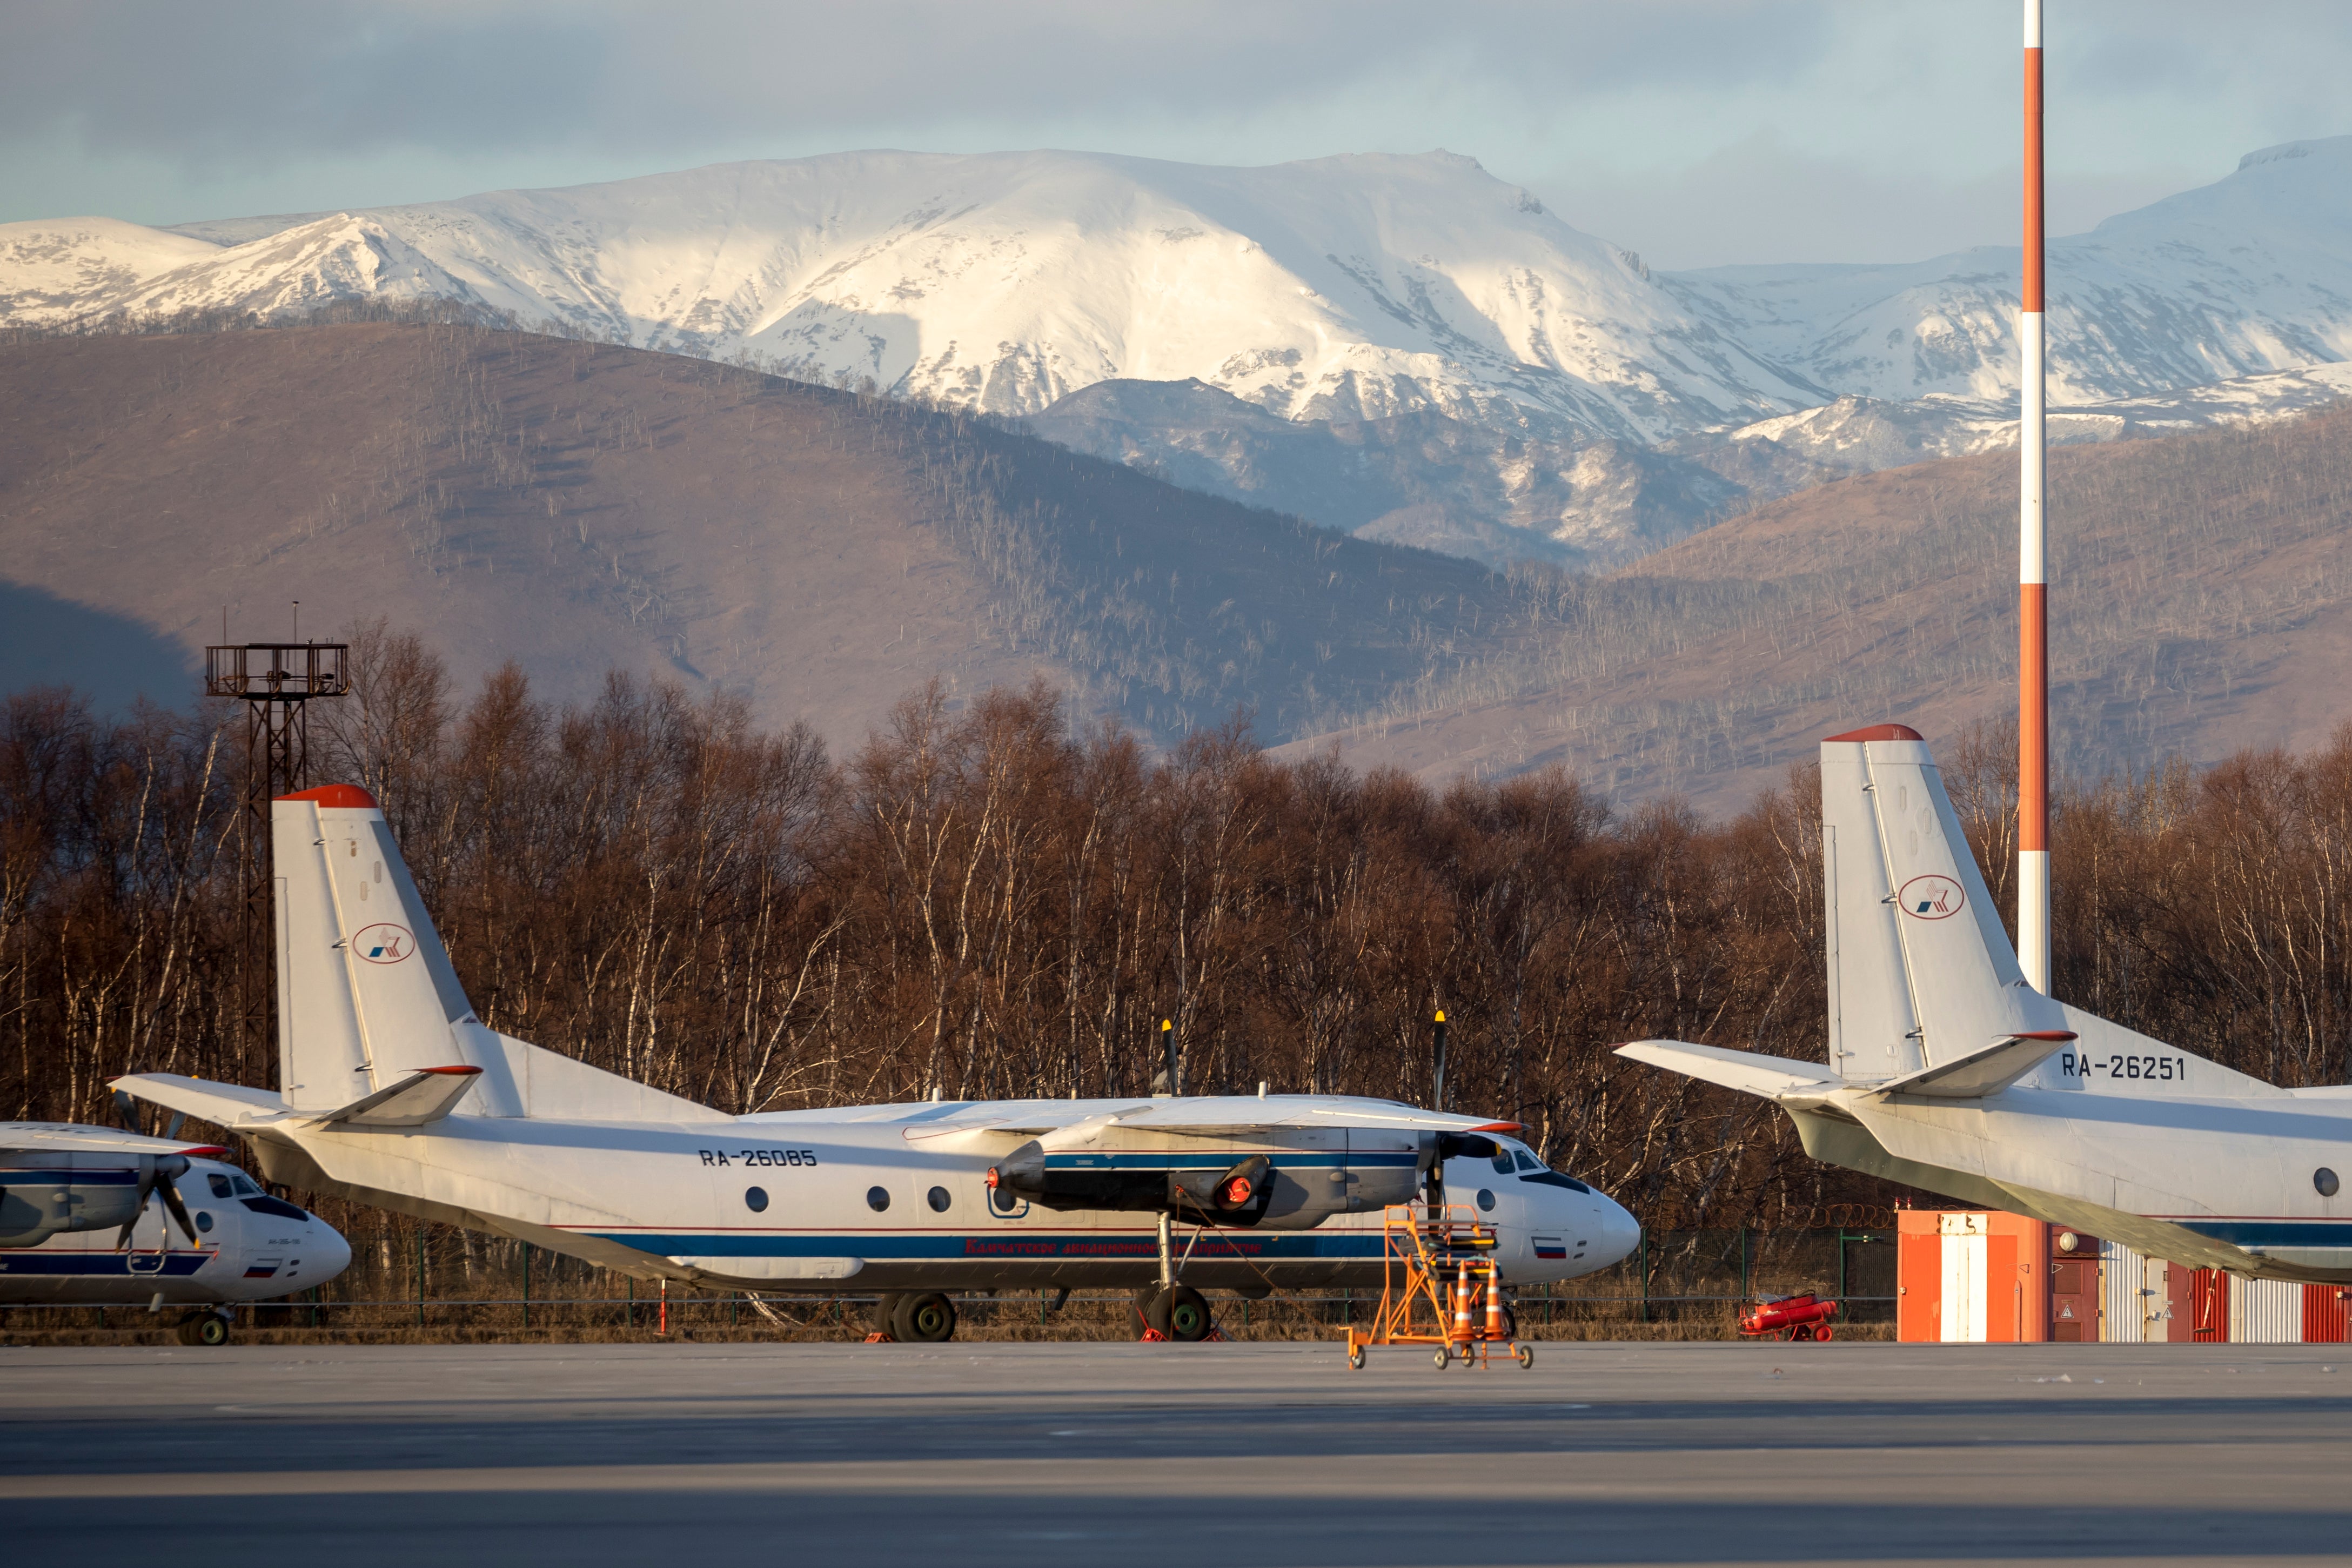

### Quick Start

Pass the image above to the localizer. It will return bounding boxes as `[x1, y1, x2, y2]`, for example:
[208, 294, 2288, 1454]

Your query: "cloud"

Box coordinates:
[1, 1, 1821, 165]
[5, 0, 2350, 265]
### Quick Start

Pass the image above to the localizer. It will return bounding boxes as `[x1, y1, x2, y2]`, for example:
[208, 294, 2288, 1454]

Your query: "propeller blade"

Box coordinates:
[155, 1157, 199, 1246]
[116, 1154, 159, 1251]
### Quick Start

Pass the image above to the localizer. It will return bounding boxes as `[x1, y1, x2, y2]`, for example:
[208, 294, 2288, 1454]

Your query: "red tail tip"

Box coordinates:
[1822, 724, 1924, 743]
[274, 784, 379, 809]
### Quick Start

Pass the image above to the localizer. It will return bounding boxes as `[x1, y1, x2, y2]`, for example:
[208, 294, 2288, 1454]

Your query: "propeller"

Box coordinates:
[115, 1154, 200, 1250]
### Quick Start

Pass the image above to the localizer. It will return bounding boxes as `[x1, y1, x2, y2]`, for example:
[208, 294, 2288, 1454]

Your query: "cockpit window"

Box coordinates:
[1490, 1151, 1514, 1175]
[230, 1175, 261, 1196]
[1513, 1150, 1544, 1172]
[207, 1173, 234, 1198]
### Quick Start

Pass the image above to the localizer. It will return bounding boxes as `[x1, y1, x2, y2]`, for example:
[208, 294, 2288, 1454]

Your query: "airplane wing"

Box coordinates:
[1118, 1097, 1522, 1135]
[0, 1122, 229, 1158]
[1614, 1040, 1848, 1104]
[903, 1095, 1519, 1143]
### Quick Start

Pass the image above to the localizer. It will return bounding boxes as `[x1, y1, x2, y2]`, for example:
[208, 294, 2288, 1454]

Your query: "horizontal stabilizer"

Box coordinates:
[666, 1255, 864, 1282]
[1613, 1041, 1847, 1103]
[313, 1067, 483, 1129]
[1872, 1031, 2075, 1100]
[112, 1073, 290, 1129]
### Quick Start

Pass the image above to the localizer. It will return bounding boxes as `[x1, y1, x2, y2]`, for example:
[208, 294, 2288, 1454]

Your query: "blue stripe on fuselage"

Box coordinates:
[1043, 1152, 1419, 1169]
[0, 1168, 142, 1184]
[0, 1252, 211, 1277]
[583, 1230, 1393, 1261]
[2177, 1219, 2352, 1249]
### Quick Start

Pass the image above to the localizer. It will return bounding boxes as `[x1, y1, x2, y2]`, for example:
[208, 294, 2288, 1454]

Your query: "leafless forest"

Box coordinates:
[4, 624, 2350, 1229]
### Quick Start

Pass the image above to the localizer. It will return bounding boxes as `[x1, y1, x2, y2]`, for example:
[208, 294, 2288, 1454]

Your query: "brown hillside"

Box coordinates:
[0, 322, 1054, 742]
[6, 318, 2349, 808]
[0, 319, 1513, 749]
[1287, 407, 2352, 809]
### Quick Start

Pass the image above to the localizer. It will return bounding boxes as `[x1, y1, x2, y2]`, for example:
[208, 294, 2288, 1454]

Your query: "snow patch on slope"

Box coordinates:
[1664, 135, 2352, 407]
[1, 150, 1822, 443]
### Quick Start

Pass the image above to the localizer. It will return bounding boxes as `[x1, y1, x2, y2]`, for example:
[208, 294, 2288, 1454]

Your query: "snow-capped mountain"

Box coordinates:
[8, 138, 2351, 572]
[1665, 138, 2352, 407]
[0, 150, 1820, 443]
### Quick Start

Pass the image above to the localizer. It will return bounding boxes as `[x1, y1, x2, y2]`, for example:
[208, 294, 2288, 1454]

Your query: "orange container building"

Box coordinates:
[1896, 1209, 2049, 1342]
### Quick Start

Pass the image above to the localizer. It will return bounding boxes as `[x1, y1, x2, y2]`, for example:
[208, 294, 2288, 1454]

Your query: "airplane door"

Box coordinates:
[1939, 1212, 1987, 1342]
[2048, 1230, 2099, 1342]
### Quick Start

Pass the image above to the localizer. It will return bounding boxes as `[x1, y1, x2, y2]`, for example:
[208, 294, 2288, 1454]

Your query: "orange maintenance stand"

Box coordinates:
[1337, 1205, 1535, 1370]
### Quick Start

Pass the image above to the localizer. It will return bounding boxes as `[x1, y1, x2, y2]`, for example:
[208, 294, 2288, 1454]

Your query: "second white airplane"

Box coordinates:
[119, 785, 1638, 1342]
[1619, 723, 2352, 1285]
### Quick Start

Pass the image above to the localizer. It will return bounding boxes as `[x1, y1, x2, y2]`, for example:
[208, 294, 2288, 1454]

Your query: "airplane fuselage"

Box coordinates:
[1803, 1074, 2352, 1282]
[242, 1097, 1639, 1295]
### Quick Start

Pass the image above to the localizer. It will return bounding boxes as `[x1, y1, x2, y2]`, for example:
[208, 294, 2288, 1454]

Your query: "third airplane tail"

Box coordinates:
[1818, 723, 2069, 1088]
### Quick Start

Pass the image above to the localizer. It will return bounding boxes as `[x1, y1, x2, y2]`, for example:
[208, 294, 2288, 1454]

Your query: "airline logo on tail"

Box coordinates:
[353, 923, 414, 963]
[1899, 875, 1965, 920]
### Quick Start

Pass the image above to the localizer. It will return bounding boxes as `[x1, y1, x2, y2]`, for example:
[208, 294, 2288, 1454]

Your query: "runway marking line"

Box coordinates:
[5, 1442, 2348, 1505]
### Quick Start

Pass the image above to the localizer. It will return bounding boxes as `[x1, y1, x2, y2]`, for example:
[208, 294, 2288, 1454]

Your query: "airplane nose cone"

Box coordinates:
[311, 1217, 353, 1286]
[1593, 1194, 1640, 1269]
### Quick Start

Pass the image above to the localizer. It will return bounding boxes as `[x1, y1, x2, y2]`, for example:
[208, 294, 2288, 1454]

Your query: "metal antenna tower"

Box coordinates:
[205, 636, 349, 1086]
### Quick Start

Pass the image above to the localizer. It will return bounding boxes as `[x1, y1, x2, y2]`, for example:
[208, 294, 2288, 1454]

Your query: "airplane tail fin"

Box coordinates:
[1818, 726, 2066, 1081]
[271, 786, 709, 1123]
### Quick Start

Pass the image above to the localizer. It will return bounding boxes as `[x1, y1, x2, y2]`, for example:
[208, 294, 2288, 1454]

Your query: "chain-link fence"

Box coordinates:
[3, 1223, 1897, 1343]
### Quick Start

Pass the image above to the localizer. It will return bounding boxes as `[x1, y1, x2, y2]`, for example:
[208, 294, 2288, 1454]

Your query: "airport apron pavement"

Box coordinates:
[5, 1341, 2349, 1566]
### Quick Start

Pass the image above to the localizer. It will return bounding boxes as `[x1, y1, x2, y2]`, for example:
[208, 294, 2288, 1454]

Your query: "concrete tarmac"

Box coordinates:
[6, 1339, 2350, 1566]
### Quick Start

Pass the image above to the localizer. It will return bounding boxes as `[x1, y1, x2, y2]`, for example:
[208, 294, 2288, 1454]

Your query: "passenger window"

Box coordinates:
[207, 1174, 234, 1198]
[231, 1176, 261, 1195]
[1514, 1151, 1543, 1172]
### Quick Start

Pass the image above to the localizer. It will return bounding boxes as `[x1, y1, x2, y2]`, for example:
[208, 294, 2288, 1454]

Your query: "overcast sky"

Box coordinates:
[7, 1, 2349, 270]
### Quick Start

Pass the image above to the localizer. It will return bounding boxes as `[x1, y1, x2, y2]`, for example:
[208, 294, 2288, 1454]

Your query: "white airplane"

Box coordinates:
[2, 1122, 352, 1343]
[1618, 723, 2352, 1284]
[115, 785, 1639, 1342]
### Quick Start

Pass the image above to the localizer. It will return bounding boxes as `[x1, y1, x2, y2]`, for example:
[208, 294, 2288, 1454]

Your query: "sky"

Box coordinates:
[6, 1, 2351, 270]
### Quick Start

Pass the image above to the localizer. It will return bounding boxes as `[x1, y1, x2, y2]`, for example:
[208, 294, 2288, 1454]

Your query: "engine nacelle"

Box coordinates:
[987, 1146, 1281, 1222]
[0, 1174, 146, 1248]
[0, 1154, 192, 1249]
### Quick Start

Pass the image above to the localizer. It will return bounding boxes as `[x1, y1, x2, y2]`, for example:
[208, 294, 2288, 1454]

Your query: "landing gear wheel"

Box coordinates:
[186, 1313, 230, 1348]
[893, 1291, 957, 1344]
[1348, 1346, 1365, 1370]
[1433, 1346, 1451, 1369]
[1133, 1286, 1171, 1339]
[1515, 1343, 1535, 1369]
[1164, 1285, 1211, 1342]
[869, 1294, 904, 1338]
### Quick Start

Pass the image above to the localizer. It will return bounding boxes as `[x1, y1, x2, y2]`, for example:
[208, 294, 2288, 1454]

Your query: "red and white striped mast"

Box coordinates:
[2018, 0, 2051, 992]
